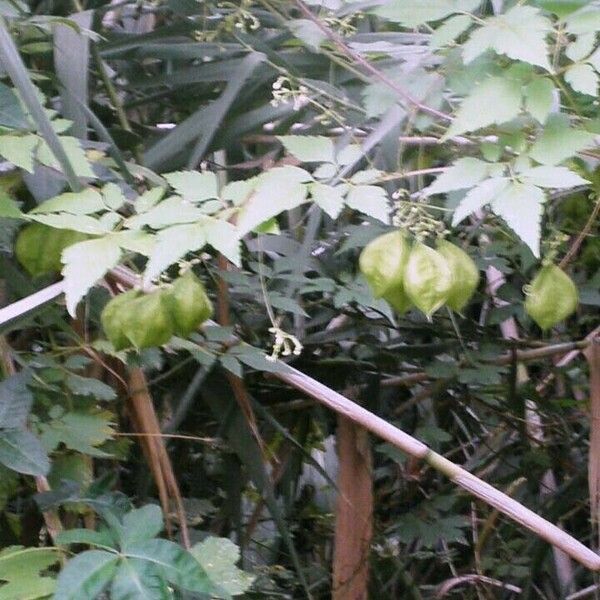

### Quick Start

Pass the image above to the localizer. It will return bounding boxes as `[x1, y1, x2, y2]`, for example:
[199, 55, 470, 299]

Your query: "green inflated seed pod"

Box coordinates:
[359, 230, 410, 298]
[403, 242, 452, 318]
[436, 239, 480, 313]
[166, 271, 213, 337]
[524, 264, 578, 330]
[122, 290, 174, 349]
[382, 285, 413, 315]
[100, 289, 142, 351]
[15, 223, 88, 277]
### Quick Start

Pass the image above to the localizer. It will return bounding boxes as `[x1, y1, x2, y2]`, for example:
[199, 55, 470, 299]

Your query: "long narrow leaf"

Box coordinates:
[0, 17, 82, 191]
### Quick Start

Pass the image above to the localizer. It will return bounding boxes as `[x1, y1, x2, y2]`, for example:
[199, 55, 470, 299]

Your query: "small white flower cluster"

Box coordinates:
[270, 76, 309, 111]
[266, 326, 303, 362]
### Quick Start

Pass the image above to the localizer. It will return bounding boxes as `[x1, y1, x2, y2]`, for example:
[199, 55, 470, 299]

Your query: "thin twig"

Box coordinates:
[292, 0, 453, 123]
[560, 195, 600, 269]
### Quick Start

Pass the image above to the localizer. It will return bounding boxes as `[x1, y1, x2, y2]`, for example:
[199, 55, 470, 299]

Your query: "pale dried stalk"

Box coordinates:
[2, 269, 600, 569]
[435, 573, 522, 597]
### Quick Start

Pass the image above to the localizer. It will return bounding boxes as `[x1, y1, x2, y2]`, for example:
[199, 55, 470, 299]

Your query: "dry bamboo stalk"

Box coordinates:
[3, 269, 600, 569]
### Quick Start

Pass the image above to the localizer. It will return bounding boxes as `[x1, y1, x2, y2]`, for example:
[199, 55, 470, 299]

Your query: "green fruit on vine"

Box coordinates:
[524, 264, 578, 330]
[101, 289, 142, 351]
[403, 242, 452, 318]
[166, 271, 213, 336]
[382, 286, 413, 315]
[122, 290, 174, 349]
[436, 239, 479, 313]
[359, 230, 410, 298]
[15, 223, 88, 277]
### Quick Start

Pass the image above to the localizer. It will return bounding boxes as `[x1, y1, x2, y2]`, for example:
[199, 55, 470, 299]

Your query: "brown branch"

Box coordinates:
[333, 394, 372, 600]
[216, 254, 271, 463]
[127, 367, 191, 548]
[381, 340, 591, 388]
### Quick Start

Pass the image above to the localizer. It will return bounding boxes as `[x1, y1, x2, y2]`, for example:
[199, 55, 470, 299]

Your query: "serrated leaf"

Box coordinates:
[309, 182, 345, 219]
[54, 550, 118, 600]
[236, 167, 311, 235]
[288, 19, 327, 51]
[0, 83, 30, 130]
[57, 528, 117, 549]
[29, 212, 109, 234]
[0, 134, 37, 172]
[121, 505, 164, 546]
[588, 48, 600, 72]
[36, 136, 95, 179]
[423, 158, 491, 195]
[565, 32, 596, 61]
[452, 177, 510, 225]
[112, 230, 155, 256]
[490, 182, 544, 256]
[344, 185, 390, 223]
[221, 179, 257, 207]
[277, 136, 334, 163]
[122, 539, 215, 594]
[39, 410, 114, 457]
[565, 63, 598, 95]
[524, 78, 556, 123]
[191, 537, 255, 597]
[374, 0, 480, 26]
[519, 165, 589, 188]
[30, 188, 104, 215]
[66, 374, 116, 401]
[0, 372, 32, 429]
[62, 237, 122, 316]
[135, 187, 165, 213]
[444, 76, 522, 138]
[143, 223, 206, 283]
[126, 196, 206, 230]
[0, 429, 49, 476]
[463, 6, 552, 70]
[0, 546, 59, 600]
[203, 218, 241, 266]
[164, 171, 218, 203]
[430, 14, 472, 47]
[529, 114, 596, 165]
[102, 183, 127, 211]
[565, 7, 600, 34]
[110, 559, 170, 600]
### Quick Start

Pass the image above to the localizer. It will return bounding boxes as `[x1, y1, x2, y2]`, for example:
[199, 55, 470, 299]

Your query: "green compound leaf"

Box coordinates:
[463, 6, 552, 70]
[444, 76, 522, 138]
[0, 429, 49, 476]
[191, 537, 255, 597]
[0, 546, 60, 600]
[54, 550, 118, 600]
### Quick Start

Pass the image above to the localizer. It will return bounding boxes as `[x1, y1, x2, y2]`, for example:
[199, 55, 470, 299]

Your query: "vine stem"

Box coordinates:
[560, 194, 600, 269]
